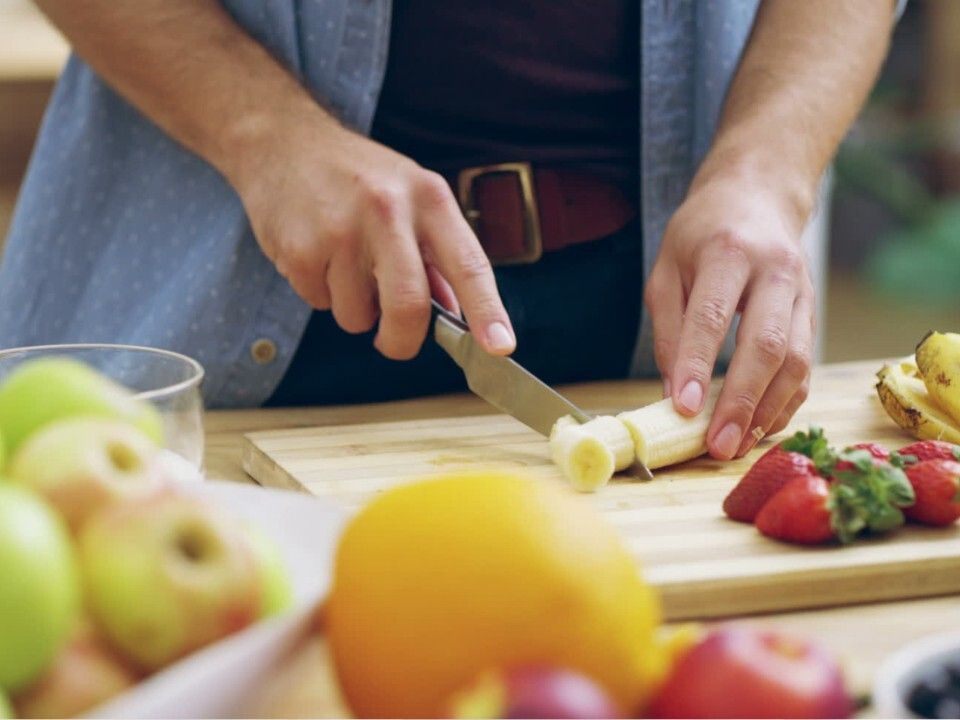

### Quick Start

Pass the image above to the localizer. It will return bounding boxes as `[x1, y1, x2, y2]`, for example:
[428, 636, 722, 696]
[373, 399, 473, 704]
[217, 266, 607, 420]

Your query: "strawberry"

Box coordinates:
[848, 442, 890, 462]
[755, 475, 836, 544]
[723, 427, 832, 523]
[831, 442, 891, 474]
[904, 459, 960, 526]
[758, 452, 916, 545]
[897, 440, 960, 466]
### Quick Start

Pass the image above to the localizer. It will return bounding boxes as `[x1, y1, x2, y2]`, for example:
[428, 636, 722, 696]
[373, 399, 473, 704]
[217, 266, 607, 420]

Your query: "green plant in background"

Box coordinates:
[835, 107, 960, 307]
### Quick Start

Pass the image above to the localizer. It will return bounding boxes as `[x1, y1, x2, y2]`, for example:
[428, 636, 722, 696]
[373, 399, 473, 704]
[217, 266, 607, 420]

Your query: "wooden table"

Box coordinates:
[205, 360, 959, 707]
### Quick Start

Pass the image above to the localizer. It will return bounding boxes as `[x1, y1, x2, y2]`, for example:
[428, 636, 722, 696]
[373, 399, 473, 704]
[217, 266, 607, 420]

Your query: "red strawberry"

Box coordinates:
[897, 440, 960, 466]
[755, 475, 836, 544]
[832, 442, 891, 473]
[758, 457, 917, 546]
[723, 449, 818, 523]
[723, 427, 831, 523]
[904, 459, 960, 526]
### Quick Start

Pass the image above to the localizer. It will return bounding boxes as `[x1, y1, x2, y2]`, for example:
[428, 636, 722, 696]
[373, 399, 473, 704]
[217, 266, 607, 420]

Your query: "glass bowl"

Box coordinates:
[0, 344, 205, 469]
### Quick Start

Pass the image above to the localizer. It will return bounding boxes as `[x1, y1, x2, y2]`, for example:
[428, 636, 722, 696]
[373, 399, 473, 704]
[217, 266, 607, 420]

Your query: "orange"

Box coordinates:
[325, 471, 662, 718]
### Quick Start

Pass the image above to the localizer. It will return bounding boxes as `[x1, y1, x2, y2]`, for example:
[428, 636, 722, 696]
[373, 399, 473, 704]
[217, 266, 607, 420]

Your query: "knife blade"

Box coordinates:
[431, 301, 653, 481]
[431, 300, 590, 436]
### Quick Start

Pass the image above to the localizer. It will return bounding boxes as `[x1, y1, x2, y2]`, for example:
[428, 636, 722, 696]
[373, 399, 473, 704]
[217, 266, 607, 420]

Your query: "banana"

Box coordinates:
[617, 384, 721, 470]
[916, 331, 960, 426]
[876, 361, 960, 444]
[549, 415, 633, 492]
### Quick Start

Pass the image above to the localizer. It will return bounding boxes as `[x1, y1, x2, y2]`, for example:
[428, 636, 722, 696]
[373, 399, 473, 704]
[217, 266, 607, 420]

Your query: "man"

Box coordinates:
[1, 1, 899, 460]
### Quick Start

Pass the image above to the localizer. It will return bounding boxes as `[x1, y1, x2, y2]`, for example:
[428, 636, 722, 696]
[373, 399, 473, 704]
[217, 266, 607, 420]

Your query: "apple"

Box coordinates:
[0, 485, 80, 692]
[0, 689, 11, 719]
[13, 619, 139, 719]
[0, 357, 163, 457]
[79, 488, 262, 670]
[647, 625, 852, 718]
[449, 667, 623, 719]
[243, 522, 293, 618]
[8, 417, 164, 533]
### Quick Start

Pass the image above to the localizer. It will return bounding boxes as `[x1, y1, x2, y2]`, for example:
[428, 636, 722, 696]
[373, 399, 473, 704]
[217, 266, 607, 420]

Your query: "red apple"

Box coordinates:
[8, 417, 163, 533]
[449, 666, 623, 719]
[13, 619, 139, 719]
[79, 488, 262, 671]
[647, 625, 852, 718]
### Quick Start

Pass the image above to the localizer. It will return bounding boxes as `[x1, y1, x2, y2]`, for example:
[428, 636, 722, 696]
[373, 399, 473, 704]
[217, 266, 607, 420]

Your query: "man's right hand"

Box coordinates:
[233, 117, 515, 361]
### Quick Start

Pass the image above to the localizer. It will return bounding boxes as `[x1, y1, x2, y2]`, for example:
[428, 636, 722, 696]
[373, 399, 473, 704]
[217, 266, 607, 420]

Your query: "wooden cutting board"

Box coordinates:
[241, 363, 960, 621]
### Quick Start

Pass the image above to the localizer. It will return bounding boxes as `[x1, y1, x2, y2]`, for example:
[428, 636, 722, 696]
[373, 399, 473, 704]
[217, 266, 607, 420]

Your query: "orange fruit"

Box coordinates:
[326, 471, 662, 718]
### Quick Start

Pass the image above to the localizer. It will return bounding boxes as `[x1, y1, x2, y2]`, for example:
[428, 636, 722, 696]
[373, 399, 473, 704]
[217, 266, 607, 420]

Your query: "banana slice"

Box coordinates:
[617, 384, 721, 470]
[549, 415, 633, 492]
[876, 361, 960, 443]
[916, 331, 960, 426]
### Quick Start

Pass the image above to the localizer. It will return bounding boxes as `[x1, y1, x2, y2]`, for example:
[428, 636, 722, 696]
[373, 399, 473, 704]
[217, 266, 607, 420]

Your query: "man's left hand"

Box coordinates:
[644, 169, 816, 460]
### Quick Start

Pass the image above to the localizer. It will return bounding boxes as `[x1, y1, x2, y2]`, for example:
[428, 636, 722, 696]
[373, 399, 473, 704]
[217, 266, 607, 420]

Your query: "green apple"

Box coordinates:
[8, 418, 163, 534]
[13, 619, 139, 719]
[0, 358, 163, 457]
[0, 689, 11, 719]
[79, 489, 262, 671]
[0, 485, 80, 692]
[244, 522, 294, 618]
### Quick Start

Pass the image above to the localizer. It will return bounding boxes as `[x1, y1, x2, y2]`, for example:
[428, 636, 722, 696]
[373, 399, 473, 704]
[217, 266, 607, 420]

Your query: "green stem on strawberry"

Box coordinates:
[780, 426, 837, 476]
[828, 449, 916, 543]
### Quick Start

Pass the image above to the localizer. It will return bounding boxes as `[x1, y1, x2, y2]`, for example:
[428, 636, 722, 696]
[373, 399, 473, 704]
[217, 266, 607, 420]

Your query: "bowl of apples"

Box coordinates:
[0, 344, 205, 469]
[0, 356, 346, 719]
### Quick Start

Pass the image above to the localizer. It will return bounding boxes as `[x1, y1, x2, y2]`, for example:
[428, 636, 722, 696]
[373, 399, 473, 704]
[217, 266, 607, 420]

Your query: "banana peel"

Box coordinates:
[916, 331, 960, 427]
[876, 360, 960, 444]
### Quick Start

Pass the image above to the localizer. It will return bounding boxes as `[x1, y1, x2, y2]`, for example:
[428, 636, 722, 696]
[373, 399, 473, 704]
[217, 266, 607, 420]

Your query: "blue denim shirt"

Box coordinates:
[0, 1, 902, 408]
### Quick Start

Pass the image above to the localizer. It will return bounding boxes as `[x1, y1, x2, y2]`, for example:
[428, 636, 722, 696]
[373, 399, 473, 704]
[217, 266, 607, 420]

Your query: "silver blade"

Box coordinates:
[432, 304, 590, 436]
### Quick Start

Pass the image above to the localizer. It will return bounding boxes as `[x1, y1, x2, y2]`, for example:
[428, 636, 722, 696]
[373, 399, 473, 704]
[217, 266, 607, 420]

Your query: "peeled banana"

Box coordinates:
[876, 360, 960, 444]
[549, 415, 633, 492]
[916, 331, 960, 426]
[617, 384, 721, 470]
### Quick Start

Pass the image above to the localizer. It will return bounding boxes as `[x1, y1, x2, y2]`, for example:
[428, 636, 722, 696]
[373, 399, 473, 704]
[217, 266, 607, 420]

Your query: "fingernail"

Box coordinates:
[678, 381, 703, 414]
[714, 422, 743, 459]
[663, 378, 672, 398]
[486, 322, 515, 352]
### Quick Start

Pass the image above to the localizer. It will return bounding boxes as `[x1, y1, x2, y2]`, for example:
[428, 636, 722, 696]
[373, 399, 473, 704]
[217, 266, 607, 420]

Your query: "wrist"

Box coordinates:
[692, 133, 820, 235]
[216, 93, 343, 196]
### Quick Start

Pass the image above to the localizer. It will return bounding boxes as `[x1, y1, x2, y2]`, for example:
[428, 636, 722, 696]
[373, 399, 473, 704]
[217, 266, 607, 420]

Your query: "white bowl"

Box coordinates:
[873, 629, 960, 718]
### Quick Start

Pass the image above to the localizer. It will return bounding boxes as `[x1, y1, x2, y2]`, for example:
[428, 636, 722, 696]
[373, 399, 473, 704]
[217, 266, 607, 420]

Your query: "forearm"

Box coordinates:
[695, 0, 894, 227]
[34, 0, 338, 188]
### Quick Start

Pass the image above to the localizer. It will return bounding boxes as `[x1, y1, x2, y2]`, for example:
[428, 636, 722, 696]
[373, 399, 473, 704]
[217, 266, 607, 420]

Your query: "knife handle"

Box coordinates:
[430, 299, 470, 333]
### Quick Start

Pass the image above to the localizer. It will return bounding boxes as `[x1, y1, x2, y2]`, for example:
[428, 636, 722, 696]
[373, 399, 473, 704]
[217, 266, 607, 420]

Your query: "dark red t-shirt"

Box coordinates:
[370, 1, 639, 195]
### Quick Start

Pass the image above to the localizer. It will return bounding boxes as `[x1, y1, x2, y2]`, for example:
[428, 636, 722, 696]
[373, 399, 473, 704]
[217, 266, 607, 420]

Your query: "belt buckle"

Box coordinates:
[457, 161, 543, 266]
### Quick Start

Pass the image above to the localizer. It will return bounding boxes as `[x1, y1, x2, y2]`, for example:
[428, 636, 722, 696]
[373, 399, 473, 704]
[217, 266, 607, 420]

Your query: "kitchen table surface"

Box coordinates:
[205, 359, 959, 710]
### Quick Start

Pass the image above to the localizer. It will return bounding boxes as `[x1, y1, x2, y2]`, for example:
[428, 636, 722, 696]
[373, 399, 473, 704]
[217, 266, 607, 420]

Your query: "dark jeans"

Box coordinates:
[265, 221, 642, 407]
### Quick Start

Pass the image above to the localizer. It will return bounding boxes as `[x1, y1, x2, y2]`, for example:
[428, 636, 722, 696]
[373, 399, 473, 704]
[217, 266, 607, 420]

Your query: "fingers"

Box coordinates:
[426, 264, 460, 316]
[670, 238, 751, 416]
[414, 175, 515, 355]
[736, 293, 815, 455]
[327, 248, 379, 336]
[707, 268, 800, 460]
[644, 264, 684, 398]
[371, 228, 432, 361]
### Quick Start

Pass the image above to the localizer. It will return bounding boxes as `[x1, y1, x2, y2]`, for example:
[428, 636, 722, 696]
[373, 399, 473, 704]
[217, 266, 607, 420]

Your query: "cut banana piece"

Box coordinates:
[549, 415, 633, 492]
[617, 384, 721, 470]
[916, 331, 960, 426]
[876, 361, 960, 444]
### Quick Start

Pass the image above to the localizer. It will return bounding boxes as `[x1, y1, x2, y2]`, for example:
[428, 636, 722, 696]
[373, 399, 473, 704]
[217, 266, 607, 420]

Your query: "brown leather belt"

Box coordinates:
[449, 162, 636, 266]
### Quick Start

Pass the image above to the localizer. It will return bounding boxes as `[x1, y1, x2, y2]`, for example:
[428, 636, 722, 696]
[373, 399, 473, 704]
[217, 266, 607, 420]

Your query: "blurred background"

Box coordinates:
[1, 0, 959, 364]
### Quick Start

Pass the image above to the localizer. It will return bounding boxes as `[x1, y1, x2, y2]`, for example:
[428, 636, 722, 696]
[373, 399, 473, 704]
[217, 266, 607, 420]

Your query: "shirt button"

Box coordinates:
[250, 338, 277, 365]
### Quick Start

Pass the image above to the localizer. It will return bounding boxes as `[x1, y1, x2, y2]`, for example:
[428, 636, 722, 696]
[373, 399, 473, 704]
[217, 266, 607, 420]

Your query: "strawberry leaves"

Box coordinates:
[780, 426, 837, 474]
[826, 449, 915, 543]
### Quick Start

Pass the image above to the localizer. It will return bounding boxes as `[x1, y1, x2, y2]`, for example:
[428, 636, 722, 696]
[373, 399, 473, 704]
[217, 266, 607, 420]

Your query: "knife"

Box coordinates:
[431, 300, 653, 480]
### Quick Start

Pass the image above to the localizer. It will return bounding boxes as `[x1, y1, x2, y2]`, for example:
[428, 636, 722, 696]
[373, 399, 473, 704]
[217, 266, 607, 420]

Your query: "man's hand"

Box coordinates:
[644, 0, 894, 458]
[645, 168, 815, 460]
[34, 0, 514, 362]
[234, 118, 515, 360]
